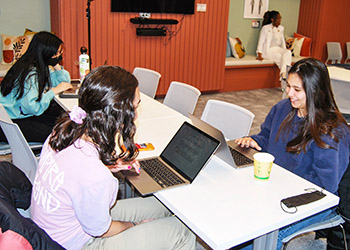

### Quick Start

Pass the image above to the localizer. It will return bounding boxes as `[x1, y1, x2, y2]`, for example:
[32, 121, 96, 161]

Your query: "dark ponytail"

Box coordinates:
[262, 10, 280, 26]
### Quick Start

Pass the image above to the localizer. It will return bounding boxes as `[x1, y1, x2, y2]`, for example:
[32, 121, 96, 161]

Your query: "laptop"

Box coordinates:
[189, 114, 256, 168]
[59, 81, 80, 98]
[124, 121, 220, 196]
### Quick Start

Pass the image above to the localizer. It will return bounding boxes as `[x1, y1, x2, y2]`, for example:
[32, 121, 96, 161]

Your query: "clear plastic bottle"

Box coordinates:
[79, 46, 90, 83]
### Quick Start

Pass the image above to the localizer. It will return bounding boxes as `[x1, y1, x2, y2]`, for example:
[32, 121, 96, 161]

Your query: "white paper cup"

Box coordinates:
[253, 152, 275, 180]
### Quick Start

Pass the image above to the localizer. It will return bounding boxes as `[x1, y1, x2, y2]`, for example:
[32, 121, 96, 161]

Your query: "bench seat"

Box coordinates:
[223, 55, 305, 92]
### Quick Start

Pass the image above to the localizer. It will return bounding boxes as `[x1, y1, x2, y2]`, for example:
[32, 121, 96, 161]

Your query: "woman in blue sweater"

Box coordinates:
[0, 31, 72, 143]
[235, 57, 350, 249]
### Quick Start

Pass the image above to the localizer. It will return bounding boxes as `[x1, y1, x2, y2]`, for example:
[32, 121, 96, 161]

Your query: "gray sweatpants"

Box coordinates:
[82, 196, 196, 250]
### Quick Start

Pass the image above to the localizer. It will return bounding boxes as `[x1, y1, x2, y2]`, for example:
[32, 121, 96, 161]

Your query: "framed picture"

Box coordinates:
[243, 0, 269, 19]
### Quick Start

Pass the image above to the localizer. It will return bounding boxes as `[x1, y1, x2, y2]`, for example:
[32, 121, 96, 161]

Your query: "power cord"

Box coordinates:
[163, 15, 185, 45]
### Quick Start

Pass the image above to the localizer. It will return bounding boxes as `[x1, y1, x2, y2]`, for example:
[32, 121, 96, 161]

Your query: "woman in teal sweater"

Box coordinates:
[0, 31, 72, 142]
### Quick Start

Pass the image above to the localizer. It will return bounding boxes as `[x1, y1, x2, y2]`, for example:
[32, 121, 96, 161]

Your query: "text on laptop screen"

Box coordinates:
[160, 122, 219, 180]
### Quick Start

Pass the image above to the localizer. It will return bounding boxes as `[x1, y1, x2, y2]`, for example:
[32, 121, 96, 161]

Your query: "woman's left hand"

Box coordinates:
[108, 159, 141, 173]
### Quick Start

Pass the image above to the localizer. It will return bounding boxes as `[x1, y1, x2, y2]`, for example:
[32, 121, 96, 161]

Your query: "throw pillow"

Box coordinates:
[292, 37, 305, 57]
[285, 37, 294, 50]
[229, 37, 245, 58]
[226, 32, 232, 57]
[1, 33, 34, 65]
[294, 32, 312, 57]
[24, 28, 37, 36]
[1, 34, 18, 65]
[13, 35, 33, 62]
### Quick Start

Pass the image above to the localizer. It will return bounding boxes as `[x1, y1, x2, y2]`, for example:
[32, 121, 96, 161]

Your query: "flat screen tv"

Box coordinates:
[111, 0, 195, 15]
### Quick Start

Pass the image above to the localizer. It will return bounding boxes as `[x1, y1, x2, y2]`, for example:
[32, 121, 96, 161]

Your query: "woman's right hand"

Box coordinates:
[256, 53, 263, 61]
[234, 137, 262, 151]
[51, 82, 73, 95]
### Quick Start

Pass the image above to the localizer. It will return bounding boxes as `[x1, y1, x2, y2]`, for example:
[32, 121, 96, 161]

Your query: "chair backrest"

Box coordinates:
[201, 99, 255, 140]
[163, 81, 201, 117]
[0, 104, 38, 183]
[331, 78, 350, 114]
[345, 42, 350, 63]
[133, 67, 161, 98]
[326, 42, 342, 64]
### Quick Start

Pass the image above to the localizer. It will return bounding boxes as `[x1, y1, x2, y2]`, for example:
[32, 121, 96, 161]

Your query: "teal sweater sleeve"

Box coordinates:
[18, 75, 55, 117]
[50, 66, 71, 87]
[0, 67, 71, 119]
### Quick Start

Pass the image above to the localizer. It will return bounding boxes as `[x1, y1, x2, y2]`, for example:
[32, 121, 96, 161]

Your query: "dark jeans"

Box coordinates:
[0, 101, 65, 143]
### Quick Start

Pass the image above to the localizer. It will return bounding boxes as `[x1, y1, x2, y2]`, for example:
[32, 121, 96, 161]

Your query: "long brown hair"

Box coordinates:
[49, 66, 139, 165]
[278, 58, 348, 153]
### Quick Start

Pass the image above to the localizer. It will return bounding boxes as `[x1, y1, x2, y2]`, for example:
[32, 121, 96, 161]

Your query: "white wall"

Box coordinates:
[0, 0, 51, 57]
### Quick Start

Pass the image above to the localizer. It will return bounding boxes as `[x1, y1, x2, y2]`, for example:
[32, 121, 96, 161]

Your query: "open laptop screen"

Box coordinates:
[160, 122, 220, 181]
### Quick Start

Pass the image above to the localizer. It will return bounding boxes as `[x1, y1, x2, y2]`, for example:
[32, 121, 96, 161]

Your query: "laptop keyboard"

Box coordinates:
[140, 158, 185, 188]
[228, 147, 254, 166]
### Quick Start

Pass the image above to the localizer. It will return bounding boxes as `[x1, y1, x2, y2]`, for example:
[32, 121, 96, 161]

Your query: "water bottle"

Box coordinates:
[79, 46, 90, 83]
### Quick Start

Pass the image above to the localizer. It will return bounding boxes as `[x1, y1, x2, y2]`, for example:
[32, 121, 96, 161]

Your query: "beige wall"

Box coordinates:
[0, 0, 51, 58]
[228, 0, 300, 55]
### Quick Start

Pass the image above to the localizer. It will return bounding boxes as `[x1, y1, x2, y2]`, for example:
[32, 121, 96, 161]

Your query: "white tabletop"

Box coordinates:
[155, 157, 338, 249]
[55, 89, 339, 250]
[327, 66, 350, 82]
[55, 92, 183, 121]
[327, 66, 350, 114]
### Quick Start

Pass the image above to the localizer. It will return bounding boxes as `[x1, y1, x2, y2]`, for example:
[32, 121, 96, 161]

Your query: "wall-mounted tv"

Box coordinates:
[111, 0, 195, 15]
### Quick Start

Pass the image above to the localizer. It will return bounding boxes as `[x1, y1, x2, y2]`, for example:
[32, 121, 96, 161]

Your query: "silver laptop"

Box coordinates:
[124, 121, 220, 196]
[189, 114, 256, 168]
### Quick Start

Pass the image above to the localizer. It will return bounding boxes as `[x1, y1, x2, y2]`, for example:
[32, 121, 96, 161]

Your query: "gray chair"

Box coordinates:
[345, 42, 350, 64]
[201, 99, 254, 140]
[163, 81, 201, 117]
[133, 67, 161, 98]
[326, 42, 342, 64]
[0, 104, 39, 183]
[282, 214, 346, 249]
[330, 78, 350, 116]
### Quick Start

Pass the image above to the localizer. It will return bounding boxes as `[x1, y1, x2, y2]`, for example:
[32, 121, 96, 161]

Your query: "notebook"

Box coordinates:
[124, 121, 220, 196]
[189, 114, 256, 168]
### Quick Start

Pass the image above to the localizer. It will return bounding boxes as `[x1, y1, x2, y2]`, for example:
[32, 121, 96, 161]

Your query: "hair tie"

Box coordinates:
[69, 105, 86, 124]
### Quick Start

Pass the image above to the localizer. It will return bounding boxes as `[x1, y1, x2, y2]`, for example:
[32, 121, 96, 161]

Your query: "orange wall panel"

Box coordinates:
[298, 0, 350, 62]
[51, 0, 230, 96]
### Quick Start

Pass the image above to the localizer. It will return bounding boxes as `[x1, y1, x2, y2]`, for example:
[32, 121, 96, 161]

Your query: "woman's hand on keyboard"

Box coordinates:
[234, 137, 262, 151]
[108, 159, 141, 173]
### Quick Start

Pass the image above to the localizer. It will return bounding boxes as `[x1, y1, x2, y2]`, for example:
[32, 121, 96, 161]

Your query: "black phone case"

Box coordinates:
[281, 190, 326, 208]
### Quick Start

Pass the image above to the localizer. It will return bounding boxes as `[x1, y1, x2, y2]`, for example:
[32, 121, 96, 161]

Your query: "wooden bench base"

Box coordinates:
[222, 55, 306, 92]
[222, 64, 280, 92]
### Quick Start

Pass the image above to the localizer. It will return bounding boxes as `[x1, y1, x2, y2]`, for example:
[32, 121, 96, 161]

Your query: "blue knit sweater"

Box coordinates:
[251, 99, 350, 194]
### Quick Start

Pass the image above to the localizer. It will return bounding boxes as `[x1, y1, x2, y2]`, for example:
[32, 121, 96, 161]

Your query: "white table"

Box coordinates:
[155, 158, 338, 249]
[56, 92, 339, 250]
[327, 66, 350, 114]
[55, 92, 182, 121]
